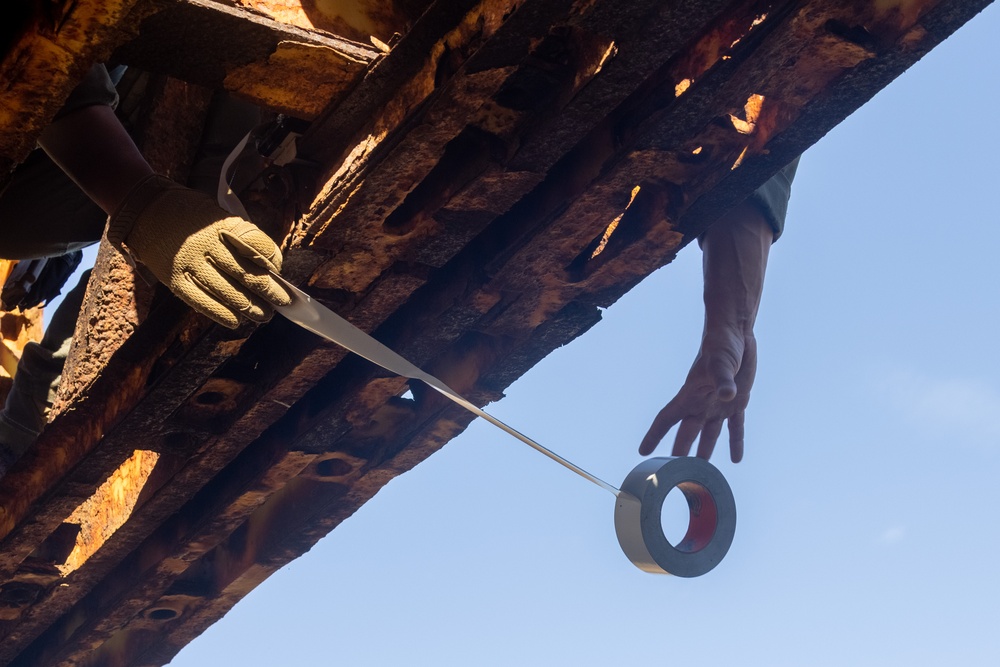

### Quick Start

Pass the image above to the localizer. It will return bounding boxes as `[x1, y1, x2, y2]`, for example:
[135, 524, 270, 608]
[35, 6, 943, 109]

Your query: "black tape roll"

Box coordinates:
[614, 457, 736, 577]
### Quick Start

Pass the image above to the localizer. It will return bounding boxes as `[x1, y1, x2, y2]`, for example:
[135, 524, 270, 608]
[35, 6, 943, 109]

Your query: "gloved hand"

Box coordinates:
[107, 174, 291, 328]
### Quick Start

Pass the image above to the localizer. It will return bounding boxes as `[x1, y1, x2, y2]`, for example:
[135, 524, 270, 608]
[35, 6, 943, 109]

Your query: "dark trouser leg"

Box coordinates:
[0, 67, 113, 476]
[0, 270, 90, 471]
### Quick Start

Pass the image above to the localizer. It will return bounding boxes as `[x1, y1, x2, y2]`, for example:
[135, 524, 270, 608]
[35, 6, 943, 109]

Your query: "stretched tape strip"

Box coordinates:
[272, 274, 621, 496]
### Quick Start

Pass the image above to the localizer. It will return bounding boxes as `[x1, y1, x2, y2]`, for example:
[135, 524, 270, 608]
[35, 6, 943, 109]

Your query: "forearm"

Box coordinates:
[700, 200, 772, 337]
[38, 104, 153, 215]
[639, 179, 788, 461]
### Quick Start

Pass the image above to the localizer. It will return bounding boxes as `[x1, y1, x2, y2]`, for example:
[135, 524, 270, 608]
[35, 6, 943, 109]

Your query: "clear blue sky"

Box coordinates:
[165, 5, 1000, 665]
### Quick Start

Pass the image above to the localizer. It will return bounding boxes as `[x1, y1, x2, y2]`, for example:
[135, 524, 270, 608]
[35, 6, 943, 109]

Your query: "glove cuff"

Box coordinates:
[107, 174, 182, 249]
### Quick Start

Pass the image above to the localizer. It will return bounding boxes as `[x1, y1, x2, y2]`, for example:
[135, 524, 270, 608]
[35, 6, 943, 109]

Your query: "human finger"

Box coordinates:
[671, 417, 703, 458]
[221, 222, 283, 271]
[639, 400, 683, 456]
[727, 411, 745, 463]
[196, 262, 272, 323]
[695, 418, 724, 460]
[214, 231, 291, 307]
[179, 273, 241, 328]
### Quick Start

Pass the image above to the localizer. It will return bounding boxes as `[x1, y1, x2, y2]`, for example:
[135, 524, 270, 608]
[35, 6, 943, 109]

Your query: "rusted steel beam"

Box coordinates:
[296, 0, 498, 164]
[112, 0, 381, 119]
[680, 0, 996, 236]
[0, 0, 528, 648]
[1, 0, 728, 656]
[0, 0, 534, 659]
[0, 0, 381, 177]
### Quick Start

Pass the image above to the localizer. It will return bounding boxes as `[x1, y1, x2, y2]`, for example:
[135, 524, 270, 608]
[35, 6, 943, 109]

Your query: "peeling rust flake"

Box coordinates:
[224, 40, 361, 119]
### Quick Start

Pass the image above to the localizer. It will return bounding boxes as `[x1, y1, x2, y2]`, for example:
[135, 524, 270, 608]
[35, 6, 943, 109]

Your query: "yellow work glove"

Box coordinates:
[107, 174, 291, 328]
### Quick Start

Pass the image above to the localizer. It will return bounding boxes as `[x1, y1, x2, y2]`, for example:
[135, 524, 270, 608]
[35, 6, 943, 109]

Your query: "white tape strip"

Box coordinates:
[272, 273, 621, 496]
[217, 131, 253, 221]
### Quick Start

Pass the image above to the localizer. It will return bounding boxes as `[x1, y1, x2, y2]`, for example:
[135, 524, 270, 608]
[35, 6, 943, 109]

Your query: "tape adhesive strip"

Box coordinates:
[615, 456, 736, 577]
[270, 274, 621, 495]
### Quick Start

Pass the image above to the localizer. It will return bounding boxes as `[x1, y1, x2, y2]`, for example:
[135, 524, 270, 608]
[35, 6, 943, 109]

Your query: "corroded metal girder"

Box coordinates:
[0, 0, 992, 665]
[112, 0, 383, 119]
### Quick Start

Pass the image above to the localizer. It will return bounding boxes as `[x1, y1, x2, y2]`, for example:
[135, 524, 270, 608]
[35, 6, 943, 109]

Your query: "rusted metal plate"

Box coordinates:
[112, 0, 381, 119]
[0, 0, 993, 665]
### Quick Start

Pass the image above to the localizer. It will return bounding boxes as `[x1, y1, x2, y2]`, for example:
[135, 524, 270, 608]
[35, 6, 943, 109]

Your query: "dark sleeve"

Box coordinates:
[747, 155, 800, 240]
[53, 64, 119, 120]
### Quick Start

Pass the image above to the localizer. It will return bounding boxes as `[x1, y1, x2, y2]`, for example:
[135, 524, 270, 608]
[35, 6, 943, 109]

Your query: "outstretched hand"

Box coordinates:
[639, 326, 756, 462]
[638, 200, 773, 463]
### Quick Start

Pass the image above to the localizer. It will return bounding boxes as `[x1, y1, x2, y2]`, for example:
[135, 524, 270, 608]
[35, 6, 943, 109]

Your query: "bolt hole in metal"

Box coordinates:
[0, 582, 42, 606]
[195, 391, 226, 405]
[147, 608, 179, 621]
[315, 458, 352, 478]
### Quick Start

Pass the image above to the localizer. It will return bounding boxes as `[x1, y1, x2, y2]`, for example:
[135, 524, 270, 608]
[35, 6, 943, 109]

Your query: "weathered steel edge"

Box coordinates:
[679, 0, 996, 241]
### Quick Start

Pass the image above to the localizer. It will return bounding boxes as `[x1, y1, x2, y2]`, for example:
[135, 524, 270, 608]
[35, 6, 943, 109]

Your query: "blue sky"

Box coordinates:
[160, 5, 1000, 665]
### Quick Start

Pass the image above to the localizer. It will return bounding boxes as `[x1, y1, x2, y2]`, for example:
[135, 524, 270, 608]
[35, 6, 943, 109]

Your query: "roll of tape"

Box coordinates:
[615, 457, 736, 577]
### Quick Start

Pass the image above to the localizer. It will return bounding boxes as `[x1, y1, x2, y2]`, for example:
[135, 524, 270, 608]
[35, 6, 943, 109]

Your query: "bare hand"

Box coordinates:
[639, 326, 756, 462]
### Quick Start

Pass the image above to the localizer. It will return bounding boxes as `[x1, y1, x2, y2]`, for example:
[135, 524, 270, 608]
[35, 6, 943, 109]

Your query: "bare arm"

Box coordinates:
[639, 200, 772, 462]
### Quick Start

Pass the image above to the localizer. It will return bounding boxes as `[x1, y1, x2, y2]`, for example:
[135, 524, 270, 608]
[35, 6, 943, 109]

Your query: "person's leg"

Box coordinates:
[0, 269, 90, 475]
